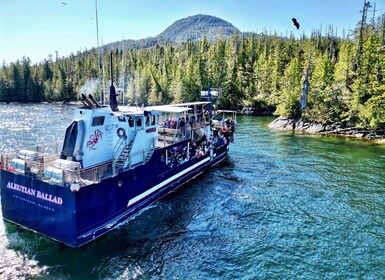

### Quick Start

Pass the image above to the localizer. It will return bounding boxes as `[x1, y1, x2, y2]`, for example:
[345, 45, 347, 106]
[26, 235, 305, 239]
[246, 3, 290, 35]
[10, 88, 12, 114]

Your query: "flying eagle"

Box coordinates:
[292, 18, 300, 29]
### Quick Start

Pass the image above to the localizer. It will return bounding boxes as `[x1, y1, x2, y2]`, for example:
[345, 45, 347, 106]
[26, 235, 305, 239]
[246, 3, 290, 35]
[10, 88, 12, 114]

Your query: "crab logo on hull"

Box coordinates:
[87, 129, 103, 150]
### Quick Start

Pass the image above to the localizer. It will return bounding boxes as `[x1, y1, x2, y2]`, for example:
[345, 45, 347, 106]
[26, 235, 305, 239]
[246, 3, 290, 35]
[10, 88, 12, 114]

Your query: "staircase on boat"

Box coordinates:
[113, 136, 156, 172]
[114, 141, 133, 170]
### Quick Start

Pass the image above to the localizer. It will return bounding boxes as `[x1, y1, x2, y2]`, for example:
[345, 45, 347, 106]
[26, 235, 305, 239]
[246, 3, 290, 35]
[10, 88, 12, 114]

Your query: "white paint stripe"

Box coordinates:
[127, 157, 210, 207]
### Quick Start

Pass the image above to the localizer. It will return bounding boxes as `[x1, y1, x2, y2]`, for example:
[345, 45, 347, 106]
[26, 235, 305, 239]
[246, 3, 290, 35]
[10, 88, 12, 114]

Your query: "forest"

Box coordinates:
[0, 9, 384, 128]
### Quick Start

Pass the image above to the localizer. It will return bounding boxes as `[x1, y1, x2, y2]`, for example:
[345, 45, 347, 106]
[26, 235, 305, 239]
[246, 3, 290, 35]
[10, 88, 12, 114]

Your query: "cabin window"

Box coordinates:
[145, 116, 150, 127]
[128, 116, 134, 127]
[136, 117, 142, 127]
[91, 116, 105, 126]
[151, 115, 156, 126]
[118, 116, 126, 122]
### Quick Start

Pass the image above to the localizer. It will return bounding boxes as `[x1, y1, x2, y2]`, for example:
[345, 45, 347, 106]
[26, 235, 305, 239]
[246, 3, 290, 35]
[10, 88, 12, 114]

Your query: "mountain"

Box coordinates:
[155, 14, 240, 43]
[104, 14, 240, 50]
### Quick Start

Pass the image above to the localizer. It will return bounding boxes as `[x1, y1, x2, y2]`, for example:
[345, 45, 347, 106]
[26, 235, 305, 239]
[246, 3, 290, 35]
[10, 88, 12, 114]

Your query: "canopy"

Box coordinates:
[170, 102, 210, 107]
[146, 105, 192, 113]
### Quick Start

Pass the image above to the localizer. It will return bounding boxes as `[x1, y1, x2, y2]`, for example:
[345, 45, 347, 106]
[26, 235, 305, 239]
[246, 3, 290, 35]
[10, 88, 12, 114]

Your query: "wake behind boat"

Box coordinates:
[0, 74, 236, 247]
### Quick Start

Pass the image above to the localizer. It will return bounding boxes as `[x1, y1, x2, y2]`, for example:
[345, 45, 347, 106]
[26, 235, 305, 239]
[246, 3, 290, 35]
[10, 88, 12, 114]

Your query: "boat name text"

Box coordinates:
[6, 182, 63, 205]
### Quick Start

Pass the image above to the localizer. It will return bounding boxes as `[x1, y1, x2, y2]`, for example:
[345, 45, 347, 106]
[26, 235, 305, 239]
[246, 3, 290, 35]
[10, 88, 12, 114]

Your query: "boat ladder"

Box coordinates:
[114, 141, 133, 171]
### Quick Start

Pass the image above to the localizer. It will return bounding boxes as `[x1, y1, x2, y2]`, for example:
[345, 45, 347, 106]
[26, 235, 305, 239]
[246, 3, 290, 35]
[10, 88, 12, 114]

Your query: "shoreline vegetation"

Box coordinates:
[0, 4, 384, 141]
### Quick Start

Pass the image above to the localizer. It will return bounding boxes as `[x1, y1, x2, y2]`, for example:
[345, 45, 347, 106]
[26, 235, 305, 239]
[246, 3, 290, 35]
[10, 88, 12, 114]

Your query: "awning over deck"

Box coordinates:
[146, 105, 192, 113]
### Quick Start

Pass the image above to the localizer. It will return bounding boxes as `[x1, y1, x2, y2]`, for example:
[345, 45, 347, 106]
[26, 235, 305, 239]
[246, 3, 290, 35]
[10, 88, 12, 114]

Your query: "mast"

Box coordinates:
[109, 52, 118, 111]
[121, 34, 125, 106]
[95, 0, 102, 104]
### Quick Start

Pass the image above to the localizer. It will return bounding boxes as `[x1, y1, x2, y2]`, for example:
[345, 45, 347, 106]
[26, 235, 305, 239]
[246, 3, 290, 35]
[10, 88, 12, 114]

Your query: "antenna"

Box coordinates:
[95, 0, 102, 104]
[122, 34, 125, 106]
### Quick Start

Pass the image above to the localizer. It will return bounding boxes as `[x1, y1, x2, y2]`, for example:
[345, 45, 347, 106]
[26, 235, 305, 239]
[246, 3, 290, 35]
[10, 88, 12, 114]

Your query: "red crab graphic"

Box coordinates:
[86, 129, 103, 150]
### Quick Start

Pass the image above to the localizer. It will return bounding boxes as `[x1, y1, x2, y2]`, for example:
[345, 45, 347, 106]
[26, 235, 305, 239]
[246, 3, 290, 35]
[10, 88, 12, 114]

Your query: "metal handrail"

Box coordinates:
[112, 136, 128, 161]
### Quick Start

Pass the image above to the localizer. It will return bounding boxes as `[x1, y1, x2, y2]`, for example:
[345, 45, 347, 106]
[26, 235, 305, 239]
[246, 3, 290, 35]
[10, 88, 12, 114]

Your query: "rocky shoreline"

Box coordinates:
[268, 117, 385, 144]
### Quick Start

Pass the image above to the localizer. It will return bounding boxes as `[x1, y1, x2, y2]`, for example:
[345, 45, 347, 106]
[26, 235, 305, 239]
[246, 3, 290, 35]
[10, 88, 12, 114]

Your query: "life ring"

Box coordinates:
[117, 127, 126, 138]
[221, 125, 228, 133]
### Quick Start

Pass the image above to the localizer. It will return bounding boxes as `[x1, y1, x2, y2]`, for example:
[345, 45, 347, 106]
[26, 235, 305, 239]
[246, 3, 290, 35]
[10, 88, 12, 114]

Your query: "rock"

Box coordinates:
[294, 119, 309, 131]
[307, 123, 324, 133]
[268, 117, 294, 131]
[354, 133, 365, 138]
[268, 117, 385, 144]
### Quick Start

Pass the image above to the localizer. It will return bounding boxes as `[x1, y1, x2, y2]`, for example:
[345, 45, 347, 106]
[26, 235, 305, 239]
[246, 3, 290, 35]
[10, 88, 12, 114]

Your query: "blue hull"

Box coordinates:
[1, 144, 229, 247]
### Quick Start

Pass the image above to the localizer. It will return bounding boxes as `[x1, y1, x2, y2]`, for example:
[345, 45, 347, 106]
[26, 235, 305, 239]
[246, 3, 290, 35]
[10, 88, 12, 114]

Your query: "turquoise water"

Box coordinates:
[1, 104, 385, 279]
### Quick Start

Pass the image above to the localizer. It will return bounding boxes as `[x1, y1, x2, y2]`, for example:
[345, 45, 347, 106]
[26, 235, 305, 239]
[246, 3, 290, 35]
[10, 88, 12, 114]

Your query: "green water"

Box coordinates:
[1, 104, 385, 279]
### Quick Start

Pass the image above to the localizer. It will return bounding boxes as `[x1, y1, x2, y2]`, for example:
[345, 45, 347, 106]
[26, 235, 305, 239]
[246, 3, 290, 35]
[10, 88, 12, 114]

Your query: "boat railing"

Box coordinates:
[0, 138, 159, 187]
[112, 134, 128, 161]
[73, 137, 158, 185]
[157, 122, 200, 146]
[118, 136, 157, 170]
[0, 141, 62, 173]
[74, 161, 113, 186]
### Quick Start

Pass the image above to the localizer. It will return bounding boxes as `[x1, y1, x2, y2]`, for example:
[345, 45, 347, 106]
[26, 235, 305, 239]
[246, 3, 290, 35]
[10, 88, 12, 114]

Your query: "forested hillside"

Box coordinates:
[0, 11, 384, 128]
[156, 14, 240, 42]
[102, 15, 239, 55]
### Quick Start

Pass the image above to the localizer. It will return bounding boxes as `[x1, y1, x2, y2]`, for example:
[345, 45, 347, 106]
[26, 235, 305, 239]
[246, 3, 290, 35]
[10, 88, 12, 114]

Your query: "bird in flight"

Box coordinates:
[292, 18, 300, 29]
[61, 2, 67, 5]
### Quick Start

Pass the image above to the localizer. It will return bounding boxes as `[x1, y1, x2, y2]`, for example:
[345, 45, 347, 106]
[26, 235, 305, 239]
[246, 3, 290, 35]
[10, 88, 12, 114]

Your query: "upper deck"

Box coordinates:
[0, 102, 235, 190]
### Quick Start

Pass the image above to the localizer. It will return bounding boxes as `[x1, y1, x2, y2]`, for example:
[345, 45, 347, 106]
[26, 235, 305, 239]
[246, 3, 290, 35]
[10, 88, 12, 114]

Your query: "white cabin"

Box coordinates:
[60, 106, 159, 169]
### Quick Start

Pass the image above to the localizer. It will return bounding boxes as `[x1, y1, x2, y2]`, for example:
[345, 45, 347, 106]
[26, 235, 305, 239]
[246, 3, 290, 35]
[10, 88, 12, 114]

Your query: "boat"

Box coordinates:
[0, 70, 236, 247]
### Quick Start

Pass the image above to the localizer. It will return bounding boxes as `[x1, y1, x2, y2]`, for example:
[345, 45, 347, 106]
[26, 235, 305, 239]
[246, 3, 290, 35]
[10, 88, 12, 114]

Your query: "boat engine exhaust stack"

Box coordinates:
[109, 52, 118, 112]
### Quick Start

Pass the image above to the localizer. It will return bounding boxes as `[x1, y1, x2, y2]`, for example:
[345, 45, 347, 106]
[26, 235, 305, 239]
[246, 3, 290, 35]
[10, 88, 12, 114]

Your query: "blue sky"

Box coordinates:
[1, 0, 384, 64]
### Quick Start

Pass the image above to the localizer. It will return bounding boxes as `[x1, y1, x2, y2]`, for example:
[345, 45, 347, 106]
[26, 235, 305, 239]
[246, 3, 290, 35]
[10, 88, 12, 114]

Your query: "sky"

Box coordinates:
[0, 0, 384, 65]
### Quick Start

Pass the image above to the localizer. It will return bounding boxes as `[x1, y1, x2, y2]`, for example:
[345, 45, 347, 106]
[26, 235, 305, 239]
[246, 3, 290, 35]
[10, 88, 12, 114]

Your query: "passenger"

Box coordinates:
[177, 154, 183, 164]
[191, 115, 196, 126]
[168, 157, 176, 168]
[161, 153, 166, 163]
[180, 117, 185, 128]
[203, 144, 208, 154]
[204, 111, 210, 123]
[196, 147, 204, 157]
[226, 117, 231, 127]
[185, 123, 191, 138]
[197, 112, 203, 123]
[190, 148, 195, 158]
[180, 117, 186, 136]
[231, 118, 236, 133]
[213, 135, 219, 146]
[201, 134, 207, 143]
